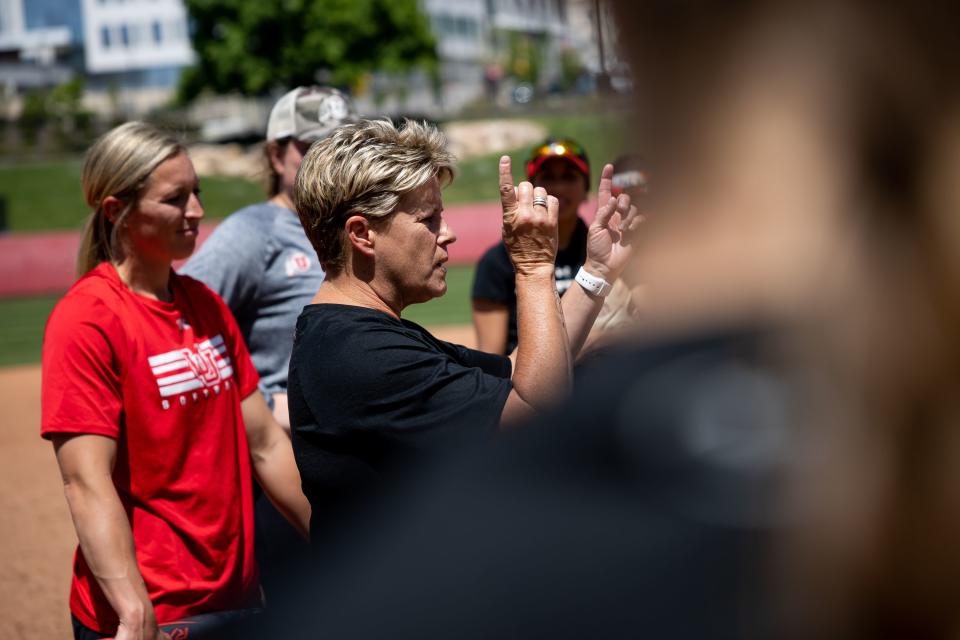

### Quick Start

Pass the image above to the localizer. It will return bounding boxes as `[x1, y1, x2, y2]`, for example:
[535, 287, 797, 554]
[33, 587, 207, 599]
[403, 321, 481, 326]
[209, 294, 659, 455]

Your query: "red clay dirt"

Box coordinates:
[0, 199, 597, 297]
[0, 202, 504, 297]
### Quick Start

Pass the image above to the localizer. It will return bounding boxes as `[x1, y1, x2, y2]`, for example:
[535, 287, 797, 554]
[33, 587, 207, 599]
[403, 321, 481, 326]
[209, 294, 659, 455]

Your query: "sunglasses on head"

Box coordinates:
[531, 140, 587, 161]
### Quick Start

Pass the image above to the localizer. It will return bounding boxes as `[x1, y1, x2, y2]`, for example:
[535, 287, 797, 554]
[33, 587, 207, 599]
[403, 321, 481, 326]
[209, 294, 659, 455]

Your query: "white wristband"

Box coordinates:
[575, 266, 612, 298]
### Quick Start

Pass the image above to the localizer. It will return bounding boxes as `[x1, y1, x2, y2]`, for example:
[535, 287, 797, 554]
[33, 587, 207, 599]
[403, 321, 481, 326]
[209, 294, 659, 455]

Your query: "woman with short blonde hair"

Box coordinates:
[287, 118, 640, 551]
[294, 118, 455, 273]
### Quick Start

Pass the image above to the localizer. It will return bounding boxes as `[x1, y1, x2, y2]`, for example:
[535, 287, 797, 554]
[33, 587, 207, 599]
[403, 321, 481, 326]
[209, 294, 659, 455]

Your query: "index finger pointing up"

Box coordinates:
[596, 163, 614, 204]
[499, 155, 518, 213]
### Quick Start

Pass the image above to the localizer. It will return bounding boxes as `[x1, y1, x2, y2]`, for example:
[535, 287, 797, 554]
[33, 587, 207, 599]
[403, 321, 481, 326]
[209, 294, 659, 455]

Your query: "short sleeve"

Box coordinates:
[471, 243, 515, 304]
[180, 210, 268, 313]
[298, 324, 512, 440]
[41, 296, 123, 440]
[443, 342, 512, 379]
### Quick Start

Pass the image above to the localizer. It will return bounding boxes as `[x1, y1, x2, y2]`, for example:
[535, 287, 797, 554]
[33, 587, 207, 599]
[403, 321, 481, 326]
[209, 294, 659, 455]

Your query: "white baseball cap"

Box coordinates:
[266, 86, 358, 143]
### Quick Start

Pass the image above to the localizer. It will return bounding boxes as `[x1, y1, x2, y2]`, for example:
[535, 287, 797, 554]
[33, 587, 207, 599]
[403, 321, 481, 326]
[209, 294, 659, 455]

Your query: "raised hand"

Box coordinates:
[584, 163, 643, 281]
[498, 155, 559, 277]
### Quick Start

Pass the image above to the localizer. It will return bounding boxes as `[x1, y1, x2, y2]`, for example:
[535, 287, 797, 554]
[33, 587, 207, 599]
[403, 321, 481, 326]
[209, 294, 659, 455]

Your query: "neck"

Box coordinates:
[558, 213, 579, 250]
[113, 257, 173, 302]
[313, 272, 401, 319]
[271, 191, 295, 211]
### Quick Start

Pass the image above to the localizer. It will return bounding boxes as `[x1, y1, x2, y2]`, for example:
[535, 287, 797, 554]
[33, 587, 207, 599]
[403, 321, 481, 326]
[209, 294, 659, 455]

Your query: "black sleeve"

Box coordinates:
[471, 243, 515, 304]
[448, 343, 512, 379]
[298, 324, 513, 440]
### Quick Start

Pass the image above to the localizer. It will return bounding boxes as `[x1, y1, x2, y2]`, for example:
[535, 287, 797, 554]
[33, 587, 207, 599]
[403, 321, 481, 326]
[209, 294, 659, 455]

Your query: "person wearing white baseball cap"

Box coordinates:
[181, 85, 358, 597]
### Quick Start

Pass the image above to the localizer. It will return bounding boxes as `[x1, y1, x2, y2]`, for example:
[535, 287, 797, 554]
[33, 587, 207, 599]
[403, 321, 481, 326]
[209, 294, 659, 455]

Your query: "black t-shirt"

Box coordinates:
[222, 327, 794, 639]
[471, 217, 588, 354]
[287, 304, 513, 547]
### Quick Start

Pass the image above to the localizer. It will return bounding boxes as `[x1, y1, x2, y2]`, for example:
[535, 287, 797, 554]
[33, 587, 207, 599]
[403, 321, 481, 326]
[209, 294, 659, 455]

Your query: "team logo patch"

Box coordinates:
[148, 335, 234, 408]
[318, 94, 349, 125]
[284, 251, 312, 277]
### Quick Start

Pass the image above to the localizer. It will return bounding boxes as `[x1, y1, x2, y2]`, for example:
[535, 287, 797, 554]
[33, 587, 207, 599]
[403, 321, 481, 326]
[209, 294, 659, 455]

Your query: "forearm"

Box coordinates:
[251, 435, 311, 540]
[561, 274, 606, 359]
[63, 476, 154, 631]
[472, 302, 510, 355]
[510, 270, 572, 409]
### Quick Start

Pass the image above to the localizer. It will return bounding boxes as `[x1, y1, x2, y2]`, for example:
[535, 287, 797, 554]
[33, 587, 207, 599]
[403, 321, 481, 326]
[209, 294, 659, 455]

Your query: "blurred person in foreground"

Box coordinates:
[181, 85, 356, 598]
[41, 122, 310, 639]
[471, 137, 593, 355]
[221, 1, 960, 638]
[285, 119, 639, 552]
[615, 2, 960, 634]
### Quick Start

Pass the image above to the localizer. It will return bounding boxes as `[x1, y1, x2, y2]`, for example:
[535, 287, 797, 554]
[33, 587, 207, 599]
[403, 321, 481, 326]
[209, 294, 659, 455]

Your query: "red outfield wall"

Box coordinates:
[0, 200, 596, 297]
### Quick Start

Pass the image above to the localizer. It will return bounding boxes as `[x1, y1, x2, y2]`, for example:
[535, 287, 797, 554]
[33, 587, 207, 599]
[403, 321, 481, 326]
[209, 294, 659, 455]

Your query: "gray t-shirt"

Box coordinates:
[180, 201, 324, 402]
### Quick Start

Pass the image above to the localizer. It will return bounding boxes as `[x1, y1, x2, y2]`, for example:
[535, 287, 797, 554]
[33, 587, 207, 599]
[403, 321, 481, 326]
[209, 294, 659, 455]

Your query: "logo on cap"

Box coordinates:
[318, 94, 349, 126]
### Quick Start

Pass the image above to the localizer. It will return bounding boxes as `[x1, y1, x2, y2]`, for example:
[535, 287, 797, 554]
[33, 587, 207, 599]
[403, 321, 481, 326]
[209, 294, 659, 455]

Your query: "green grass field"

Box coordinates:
[0, 265, 476, 367]
[0, 109, 627, 366]
[0, 111, 630, 233]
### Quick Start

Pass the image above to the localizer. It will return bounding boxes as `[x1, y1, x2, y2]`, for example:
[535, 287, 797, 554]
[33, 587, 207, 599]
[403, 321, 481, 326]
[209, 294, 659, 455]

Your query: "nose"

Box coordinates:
[186, 192, 204, 221]
[439, 217, 457, 246]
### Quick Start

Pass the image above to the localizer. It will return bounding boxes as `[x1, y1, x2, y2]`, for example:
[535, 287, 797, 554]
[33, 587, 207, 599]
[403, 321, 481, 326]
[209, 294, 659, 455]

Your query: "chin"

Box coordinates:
[172, 242, 197, 261]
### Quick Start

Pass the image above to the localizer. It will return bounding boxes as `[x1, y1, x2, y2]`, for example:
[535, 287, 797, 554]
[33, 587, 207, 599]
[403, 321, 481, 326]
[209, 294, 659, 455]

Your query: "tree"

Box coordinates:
[179, 0, 438, 100]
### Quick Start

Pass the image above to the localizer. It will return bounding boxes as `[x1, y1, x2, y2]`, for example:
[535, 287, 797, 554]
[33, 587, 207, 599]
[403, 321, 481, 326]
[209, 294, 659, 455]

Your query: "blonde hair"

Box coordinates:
[293, 119, 455, 273]
[77, 121, 184, 275]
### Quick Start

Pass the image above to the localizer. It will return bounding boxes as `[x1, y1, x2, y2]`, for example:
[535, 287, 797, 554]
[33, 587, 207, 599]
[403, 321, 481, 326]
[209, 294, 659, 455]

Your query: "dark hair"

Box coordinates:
[264, 138, 290, 197]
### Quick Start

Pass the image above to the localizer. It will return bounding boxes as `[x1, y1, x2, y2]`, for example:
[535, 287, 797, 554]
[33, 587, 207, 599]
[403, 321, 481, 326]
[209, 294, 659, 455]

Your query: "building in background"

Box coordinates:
[0, 0, 194, 118]
[417, 0, 614, 113]
[2, 0, 614, 126]
[79, 0, 194, 114]
[0, 0, 76, 116]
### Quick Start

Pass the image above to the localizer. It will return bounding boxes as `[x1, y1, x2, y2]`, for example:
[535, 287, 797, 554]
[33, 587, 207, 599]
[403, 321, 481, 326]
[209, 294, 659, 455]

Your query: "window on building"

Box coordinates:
[152, 21, 162, 43]
[168, 19, 185, 41]
[120, 24, 129, 46]
[101, 25, 111, 48]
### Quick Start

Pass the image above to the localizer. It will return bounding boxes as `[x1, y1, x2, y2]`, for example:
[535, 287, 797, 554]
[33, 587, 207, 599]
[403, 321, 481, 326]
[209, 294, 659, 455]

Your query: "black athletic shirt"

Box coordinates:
[471, 218, 588, 354]
[287, 304, 512, 547]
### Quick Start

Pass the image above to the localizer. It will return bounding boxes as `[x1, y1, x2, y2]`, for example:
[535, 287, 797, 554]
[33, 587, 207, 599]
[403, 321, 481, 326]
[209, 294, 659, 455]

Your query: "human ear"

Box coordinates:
[101, 196, 124, 225]
[267, 141, 287, 175]
[345, 215, 375, 258]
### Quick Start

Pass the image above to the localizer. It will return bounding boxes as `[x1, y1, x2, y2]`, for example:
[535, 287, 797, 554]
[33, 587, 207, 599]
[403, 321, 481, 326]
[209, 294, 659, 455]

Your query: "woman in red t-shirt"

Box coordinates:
[41, 122, 311, 640]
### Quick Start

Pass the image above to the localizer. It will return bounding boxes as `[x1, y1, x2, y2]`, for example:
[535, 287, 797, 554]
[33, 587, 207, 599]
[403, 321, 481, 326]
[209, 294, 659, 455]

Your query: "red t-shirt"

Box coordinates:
[41, 262, 261, 635]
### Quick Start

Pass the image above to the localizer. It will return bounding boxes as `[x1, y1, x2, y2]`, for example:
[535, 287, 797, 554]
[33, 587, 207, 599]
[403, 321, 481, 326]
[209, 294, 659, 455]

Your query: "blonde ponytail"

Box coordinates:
[77, 121, 184, 276]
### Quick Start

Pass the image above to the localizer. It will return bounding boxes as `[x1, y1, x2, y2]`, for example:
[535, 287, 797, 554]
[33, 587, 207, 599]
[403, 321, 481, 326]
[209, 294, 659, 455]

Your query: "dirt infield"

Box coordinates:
[0, 364, 75, 639]
[0, 324, 475, 640]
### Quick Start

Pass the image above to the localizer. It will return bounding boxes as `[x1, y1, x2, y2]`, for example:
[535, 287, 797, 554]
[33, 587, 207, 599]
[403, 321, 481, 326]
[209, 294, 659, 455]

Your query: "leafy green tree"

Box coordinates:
[179, 0, 438, 100]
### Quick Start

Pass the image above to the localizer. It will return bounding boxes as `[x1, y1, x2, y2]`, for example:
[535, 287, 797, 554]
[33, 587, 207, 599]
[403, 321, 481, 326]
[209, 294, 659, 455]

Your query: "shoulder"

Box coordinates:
[474, 242, 512, 279]
[189, 203, 280, 255]
[49, 268, 123, 328]
[48, 286, 120, 333]
[215, 202, 284, 233]
[44, 276, 127, 362]
[295, 306, 441, 365]
[298, 305, 413, 343]
[478, 242, 510, 265]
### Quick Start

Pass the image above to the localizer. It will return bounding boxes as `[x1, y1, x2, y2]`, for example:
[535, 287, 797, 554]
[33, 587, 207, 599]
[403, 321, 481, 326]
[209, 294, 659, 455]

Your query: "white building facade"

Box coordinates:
[80, 0, 193, 74]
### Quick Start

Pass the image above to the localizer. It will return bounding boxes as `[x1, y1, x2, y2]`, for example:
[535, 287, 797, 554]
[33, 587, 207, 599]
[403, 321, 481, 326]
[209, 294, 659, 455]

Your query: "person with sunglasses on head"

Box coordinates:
[180, 86, 357, 598]
[471, 137, 592, 355]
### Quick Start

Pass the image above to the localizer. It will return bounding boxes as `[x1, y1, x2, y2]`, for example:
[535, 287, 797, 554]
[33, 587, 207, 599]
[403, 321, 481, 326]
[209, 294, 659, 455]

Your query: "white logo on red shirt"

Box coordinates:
[148, 335, 234, 406]
[284, 251, 311, 277]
